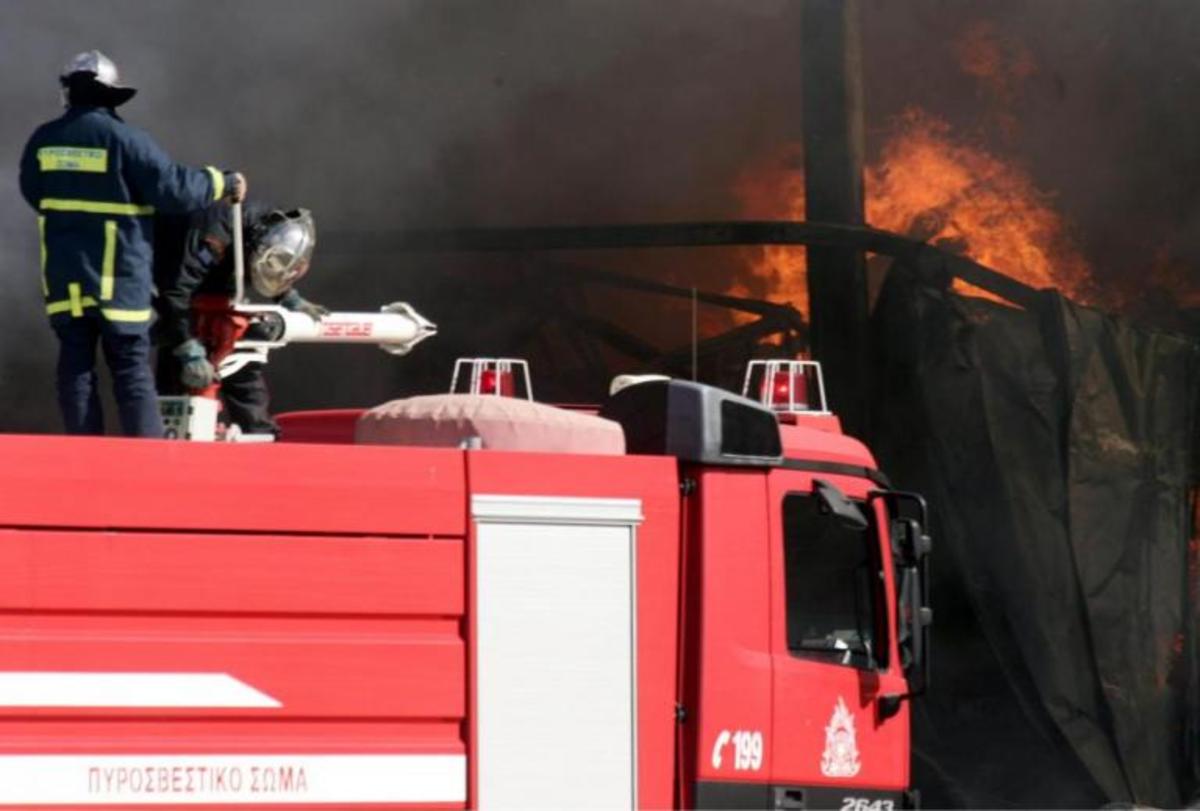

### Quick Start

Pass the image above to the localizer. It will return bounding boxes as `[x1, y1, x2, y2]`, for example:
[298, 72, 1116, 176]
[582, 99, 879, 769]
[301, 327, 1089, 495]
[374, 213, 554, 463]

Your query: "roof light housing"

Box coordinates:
[450, 358, 533, 400]
[742, 359, 829, 415]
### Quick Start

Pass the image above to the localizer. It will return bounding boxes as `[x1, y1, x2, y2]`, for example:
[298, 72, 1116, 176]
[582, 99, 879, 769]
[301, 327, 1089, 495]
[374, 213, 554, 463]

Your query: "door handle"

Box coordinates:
[774, 787, 806, 810]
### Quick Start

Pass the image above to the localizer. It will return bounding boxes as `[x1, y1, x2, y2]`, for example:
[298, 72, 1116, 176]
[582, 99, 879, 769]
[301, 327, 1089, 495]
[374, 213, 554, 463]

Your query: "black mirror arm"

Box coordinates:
[878, 693, 905, 720]
[814, 478, 869, 530]
[878, 680, 928, 721]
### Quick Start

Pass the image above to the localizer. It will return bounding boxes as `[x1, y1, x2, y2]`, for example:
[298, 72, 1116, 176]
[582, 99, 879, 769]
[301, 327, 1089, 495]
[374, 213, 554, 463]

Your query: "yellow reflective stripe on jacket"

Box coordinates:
[37, 146, 108, 173]
[100, 219, 117, 300]
[44, 298, 150, 323]
[46, 296, 97, 316]
[68, 283, 85, 317]
[37, 216, 48, 296]
[99, 307, 152, 323]
[39, 198, 154, 216]
[206, 166, 225, 203]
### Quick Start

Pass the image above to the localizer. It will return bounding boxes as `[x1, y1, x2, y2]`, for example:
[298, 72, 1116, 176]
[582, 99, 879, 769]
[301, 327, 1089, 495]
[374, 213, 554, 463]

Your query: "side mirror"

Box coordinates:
[891, 517, 932, 566]
[902, 565, 933, 691]
[814, 479, 869, 531]
[869, 489, 933, 720]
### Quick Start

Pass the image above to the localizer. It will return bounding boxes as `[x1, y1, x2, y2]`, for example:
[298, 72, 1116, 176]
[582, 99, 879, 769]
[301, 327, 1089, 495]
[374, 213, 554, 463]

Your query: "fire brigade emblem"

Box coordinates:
[820, 697, 862, 778]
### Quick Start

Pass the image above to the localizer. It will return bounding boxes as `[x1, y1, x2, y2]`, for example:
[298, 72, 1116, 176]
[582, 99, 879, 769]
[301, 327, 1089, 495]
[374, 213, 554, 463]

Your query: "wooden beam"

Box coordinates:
[803, 0, 870, 437]
[325, 219, 1044, 311]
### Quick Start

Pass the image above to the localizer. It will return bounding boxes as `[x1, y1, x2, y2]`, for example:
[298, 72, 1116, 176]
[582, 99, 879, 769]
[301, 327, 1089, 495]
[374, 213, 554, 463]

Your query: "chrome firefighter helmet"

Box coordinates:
[59, 50, 136, 106]
[248, 209, 316, 298]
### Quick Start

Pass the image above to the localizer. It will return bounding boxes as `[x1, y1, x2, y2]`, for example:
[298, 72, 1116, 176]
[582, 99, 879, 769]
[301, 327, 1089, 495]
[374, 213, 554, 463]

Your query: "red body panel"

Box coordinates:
[0, 435, 464, 536]
[686, 469, 775, 800]
[778, 422, 878, 469]
[0, 436, 468, 809]
[0, 614, 464, 720]
[0, 531, 463, 615]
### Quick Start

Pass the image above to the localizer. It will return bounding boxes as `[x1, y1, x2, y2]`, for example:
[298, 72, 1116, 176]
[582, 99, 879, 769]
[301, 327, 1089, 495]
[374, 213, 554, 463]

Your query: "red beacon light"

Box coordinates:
[450, 358, 534, 399]
[742, 359, 829, 416]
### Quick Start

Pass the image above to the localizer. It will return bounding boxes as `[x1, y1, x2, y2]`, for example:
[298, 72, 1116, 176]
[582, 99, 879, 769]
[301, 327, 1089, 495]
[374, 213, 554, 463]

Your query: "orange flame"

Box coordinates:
[866, 108, 1092, 302]
[731, 144, 809, 316]
[733, 108, 1094, 316]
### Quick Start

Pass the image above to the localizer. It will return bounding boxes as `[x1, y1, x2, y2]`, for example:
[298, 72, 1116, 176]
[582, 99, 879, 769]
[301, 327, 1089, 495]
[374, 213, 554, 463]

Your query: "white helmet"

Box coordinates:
[248, 209, 317, 298]
[59, 50, 136, 106]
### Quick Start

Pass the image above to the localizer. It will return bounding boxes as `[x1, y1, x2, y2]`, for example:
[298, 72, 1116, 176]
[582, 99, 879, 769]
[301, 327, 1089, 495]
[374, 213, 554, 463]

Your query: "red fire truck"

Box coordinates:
[0, 357, 930, 809]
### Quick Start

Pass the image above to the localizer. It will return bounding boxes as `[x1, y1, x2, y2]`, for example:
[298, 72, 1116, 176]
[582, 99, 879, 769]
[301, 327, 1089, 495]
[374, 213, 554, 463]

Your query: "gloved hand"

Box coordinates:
[174, 338, 216, 390]
[288, 296, 330, 321]
[222, 172, 248, 203]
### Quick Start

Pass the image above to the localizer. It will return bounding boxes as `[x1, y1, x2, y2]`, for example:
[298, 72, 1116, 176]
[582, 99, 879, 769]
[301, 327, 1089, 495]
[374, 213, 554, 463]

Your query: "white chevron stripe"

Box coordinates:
[0, 672, 280, 708]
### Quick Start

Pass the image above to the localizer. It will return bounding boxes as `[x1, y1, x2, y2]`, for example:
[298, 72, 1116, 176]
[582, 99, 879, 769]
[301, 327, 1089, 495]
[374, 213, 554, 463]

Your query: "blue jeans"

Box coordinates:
[53, 313, 163, 437]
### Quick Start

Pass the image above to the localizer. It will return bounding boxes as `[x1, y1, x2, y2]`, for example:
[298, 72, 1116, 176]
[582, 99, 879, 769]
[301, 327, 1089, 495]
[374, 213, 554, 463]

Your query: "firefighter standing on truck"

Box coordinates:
[155, 201, 325, 436]
[18, 50, 247, 437]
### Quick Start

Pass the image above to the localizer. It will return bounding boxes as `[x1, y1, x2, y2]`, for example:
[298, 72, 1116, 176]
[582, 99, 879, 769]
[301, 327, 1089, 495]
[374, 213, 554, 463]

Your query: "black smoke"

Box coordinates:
[3, 0, 1200, 429]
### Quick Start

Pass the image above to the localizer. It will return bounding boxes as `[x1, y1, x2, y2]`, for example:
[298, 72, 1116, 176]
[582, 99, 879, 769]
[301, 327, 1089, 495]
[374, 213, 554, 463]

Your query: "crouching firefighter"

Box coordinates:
[19, 50, 246, 436]
[155, 202, 326, 436]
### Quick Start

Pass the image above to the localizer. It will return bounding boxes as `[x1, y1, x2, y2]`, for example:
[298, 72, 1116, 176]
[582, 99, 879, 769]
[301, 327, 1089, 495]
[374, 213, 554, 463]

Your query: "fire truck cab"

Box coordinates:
[0, 360, 930, 809]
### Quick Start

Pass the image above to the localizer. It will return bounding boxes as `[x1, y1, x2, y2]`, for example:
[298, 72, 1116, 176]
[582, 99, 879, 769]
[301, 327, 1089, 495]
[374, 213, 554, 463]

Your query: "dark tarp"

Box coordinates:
[869, 265, 1200, 808]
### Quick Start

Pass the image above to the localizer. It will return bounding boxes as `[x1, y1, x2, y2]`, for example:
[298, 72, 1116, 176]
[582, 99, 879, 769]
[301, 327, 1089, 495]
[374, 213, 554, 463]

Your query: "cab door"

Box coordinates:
[766, 468, 909, 809]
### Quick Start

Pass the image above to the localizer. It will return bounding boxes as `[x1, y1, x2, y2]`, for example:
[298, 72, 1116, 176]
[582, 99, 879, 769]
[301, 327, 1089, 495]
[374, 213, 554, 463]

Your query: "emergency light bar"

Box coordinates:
[742, 359, 829, 415]
[450, 358, 533, 400]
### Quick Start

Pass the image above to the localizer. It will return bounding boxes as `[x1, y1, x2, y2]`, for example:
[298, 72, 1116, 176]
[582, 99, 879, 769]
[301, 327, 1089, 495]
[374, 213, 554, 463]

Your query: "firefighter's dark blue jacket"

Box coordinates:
[19, 105, 232, 333]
